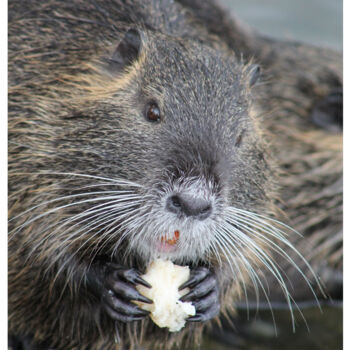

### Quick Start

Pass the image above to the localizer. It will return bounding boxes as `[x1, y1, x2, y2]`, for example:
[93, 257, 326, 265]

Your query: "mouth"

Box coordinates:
[156, 230, 180, 253]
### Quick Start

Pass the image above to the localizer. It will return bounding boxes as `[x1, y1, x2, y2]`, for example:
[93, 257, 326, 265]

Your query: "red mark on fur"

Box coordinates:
[161, 230, 180, 245]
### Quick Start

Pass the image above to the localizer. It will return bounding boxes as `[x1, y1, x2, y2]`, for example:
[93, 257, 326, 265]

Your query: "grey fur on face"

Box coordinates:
[58, 29, 272, 266]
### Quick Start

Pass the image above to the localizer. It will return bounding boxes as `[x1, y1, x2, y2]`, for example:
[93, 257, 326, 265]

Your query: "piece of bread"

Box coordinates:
[136, 259, 196, 332]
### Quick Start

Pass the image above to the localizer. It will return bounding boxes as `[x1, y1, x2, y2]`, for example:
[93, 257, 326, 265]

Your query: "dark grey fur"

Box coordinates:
[9, 1, 342, 350]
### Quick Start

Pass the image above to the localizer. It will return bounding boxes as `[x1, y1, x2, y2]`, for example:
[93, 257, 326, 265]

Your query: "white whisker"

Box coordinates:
[216, 228, 277, 330]
[227, 209, 323, 301]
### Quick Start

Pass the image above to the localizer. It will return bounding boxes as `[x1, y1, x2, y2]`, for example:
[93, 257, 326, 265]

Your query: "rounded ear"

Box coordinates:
[248, 64, 261, 87]
[107, 28, 142, 72]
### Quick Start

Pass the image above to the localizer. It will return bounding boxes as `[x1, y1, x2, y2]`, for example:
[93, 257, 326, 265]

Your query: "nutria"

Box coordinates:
[8, 0, 341, 350]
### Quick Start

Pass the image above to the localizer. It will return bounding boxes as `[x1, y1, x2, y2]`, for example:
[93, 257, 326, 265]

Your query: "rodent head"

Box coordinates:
[57, 28, 274, 266]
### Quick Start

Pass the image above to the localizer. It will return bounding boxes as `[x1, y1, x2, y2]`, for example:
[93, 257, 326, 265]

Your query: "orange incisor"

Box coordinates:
[161, 230, 180, 245]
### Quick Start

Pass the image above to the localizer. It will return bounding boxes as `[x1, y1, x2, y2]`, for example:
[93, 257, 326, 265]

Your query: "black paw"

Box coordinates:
[179, 266, 220, 322]
[101, 263, 152, 323]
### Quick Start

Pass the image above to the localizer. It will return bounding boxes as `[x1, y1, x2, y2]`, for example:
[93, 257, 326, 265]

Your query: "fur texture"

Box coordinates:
[8, 0, 342, 349]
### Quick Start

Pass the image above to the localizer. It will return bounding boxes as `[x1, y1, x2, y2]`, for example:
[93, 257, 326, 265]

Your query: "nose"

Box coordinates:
[166, 194, 212, 220]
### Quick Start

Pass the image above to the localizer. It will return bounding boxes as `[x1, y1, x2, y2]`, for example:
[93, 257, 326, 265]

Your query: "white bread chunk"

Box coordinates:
[136, 259, 196, 332]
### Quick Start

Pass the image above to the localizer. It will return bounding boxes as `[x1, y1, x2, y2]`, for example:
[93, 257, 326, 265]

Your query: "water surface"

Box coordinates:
[223, 0, 342, 50]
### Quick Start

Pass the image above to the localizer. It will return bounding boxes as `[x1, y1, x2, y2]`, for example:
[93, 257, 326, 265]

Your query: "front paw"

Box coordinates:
[101, 264, 153, 323]
[179, 266, 220, 322]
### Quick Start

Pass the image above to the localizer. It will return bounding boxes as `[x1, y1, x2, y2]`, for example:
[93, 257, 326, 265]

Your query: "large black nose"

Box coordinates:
[166, 194, 212, 220]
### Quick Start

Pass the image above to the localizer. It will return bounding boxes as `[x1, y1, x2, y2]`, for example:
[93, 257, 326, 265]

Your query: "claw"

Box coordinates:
[192, 289, 218, 311]
[186, 314, 203, 322]
[179, 267, 209, 290]
[105, 304, 147, 323]
[178, 266, 220, 323]
[180, 275, 216, 301]
[133, 275, 152, 289]
[187, 302, 220, 322]
[106, 294, 149, 316]
[101, 264, 152, 323]
[110, 280, 152, 304]
[116, 268, 152, 289]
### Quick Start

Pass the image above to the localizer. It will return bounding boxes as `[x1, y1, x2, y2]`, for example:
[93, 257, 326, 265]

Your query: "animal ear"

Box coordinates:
[107, 28, 142, 72]
[248, 64, 261, 87]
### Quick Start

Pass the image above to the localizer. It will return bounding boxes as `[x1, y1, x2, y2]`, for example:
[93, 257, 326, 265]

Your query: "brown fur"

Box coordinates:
[8, 1, 342, 349]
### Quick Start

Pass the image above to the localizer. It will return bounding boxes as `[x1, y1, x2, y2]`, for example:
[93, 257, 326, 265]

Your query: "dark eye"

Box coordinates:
[235, 130, 245, 147]
[145, 102, 161, 122]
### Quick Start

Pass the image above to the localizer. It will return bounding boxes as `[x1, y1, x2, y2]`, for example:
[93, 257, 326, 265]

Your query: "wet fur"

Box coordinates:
[8, 0, 342, 349]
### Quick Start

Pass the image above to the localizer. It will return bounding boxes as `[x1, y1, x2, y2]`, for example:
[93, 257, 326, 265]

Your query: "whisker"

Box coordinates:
[45, 200, 142, 264]
[50, 209, 132, 285]
[228, 215, 317, 298]
[14, 171, 145, 188]
[90, 206, 146, 260]
[24, 196, 142, 259]
[219, 221, 295, 330]
[227, 209, 324, 301]
[215, 231, 253, 318]
[228, 207, 300, 237]
[220, 210, 316, 331]
[10, 193, 140, 239]
[8, 190, 135, 234]
[216, 230, 278, 331]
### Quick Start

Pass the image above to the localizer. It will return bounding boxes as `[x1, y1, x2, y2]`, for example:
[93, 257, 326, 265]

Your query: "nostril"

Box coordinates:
[166, 193, 212, 220]
[200, 205, 211, 214]
[196, 203, 212, 220]
[183, 197, 212, 219]
[171, 195, 181, 208]
[166, 194, 183, 214]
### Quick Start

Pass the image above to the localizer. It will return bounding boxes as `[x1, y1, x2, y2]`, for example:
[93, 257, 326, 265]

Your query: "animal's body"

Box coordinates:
[8, 1, 342, 350]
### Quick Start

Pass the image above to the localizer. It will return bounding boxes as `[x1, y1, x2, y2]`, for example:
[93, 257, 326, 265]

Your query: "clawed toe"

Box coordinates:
[101, 265, 152, 323]
[179, 266, 220, 323]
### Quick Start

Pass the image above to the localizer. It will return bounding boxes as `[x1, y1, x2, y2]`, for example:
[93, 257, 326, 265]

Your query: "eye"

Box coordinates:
[235, 129, 246, 147]
[145, 102, 161, 122]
